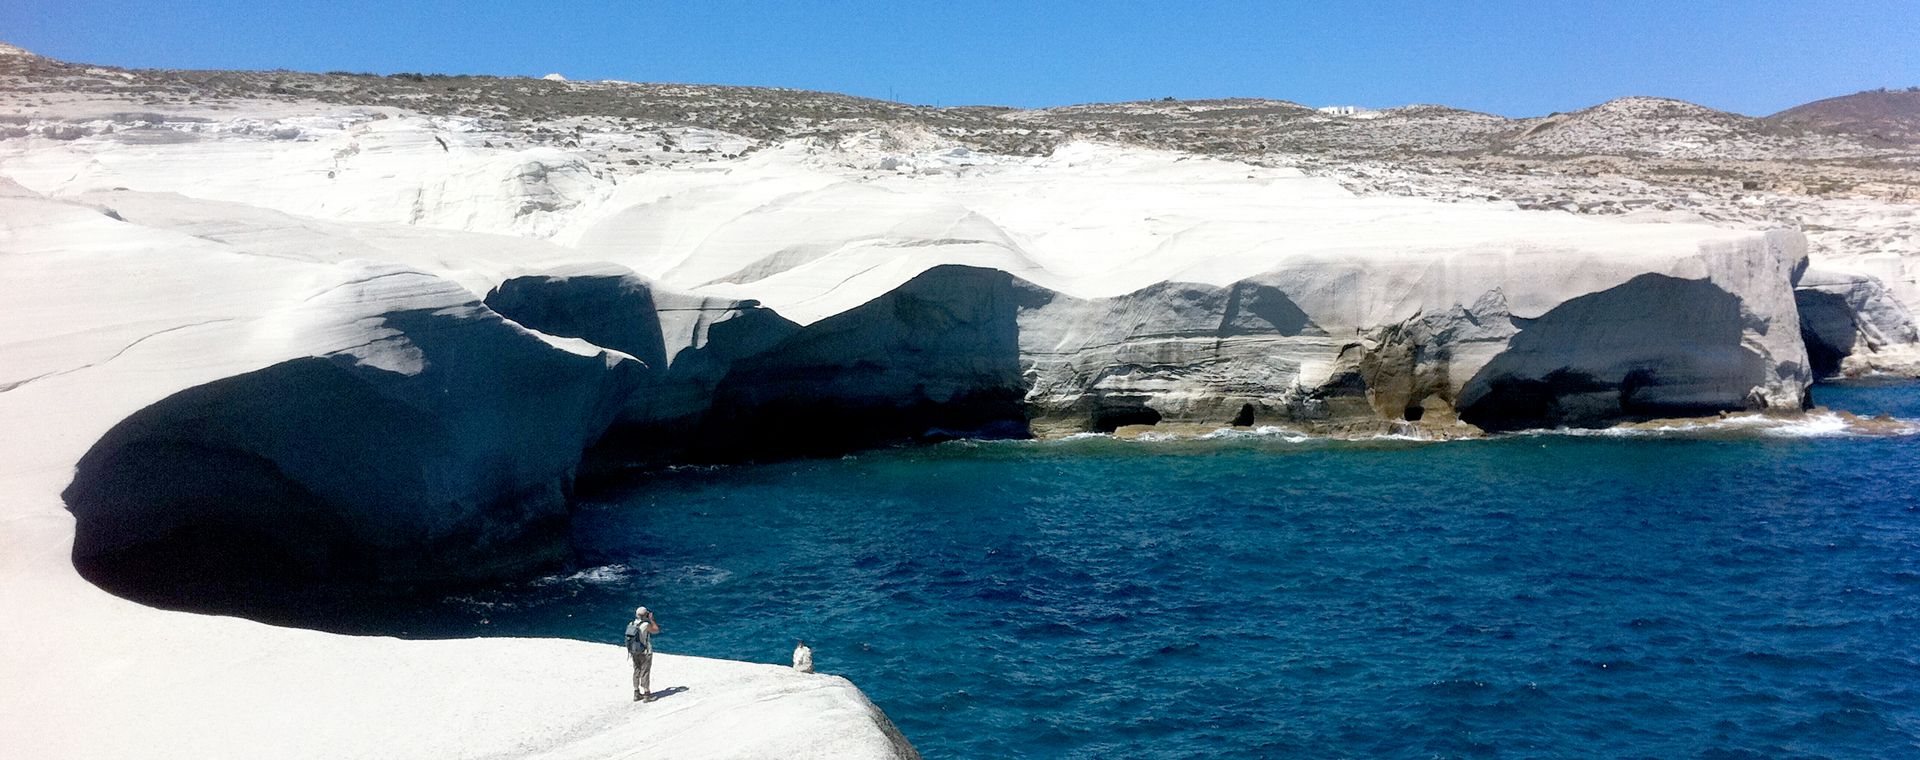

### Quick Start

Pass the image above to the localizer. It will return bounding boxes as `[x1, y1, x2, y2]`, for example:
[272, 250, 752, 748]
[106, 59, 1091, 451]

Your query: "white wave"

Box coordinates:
[663, 564, 735, 587]
[1526, 411, 1918, 440]
[532, 563, 633, 587]
[1197, 425, 1315, 442]
[445, 594, 518, 610]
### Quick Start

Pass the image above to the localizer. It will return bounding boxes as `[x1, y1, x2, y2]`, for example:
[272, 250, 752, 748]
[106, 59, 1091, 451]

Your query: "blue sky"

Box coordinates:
[6, 1, 1916, 116]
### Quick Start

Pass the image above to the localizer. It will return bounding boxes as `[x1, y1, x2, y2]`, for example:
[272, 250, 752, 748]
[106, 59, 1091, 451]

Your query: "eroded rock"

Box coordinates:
[66, 282, 644, 588]
[1795, 267, 1920, 377]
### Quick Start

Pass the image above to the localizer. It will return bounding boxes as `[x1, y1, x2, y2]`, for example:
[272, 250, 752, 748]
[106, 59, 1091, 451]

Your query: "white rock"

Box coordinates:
[1796, 267, 1920, 377]
[0, 98, 1838, 759]
[0, 185, 916, 758]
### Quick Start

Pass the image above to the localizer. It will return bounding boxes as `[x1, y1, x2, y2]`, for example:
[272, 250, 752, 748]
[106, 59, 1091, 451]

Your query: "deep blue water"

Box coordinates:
[450, 383, 1920, 758]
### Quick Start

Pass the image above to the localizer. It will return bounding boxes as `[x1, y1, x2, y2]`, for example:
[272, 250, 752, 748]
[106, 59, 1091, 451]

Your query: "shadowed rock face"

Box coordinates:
[1019, 279, 1336, 434]
[487, 271, 668, 370]
[485, 268, 803, 461]
[699, 265, 1029, 458]
[486, 265, 1026, 463]
[1456, 274, 1775, 431]
[59, 251, 1817, 602]
[65, 305, 644, 593]
[1794, 268, 1920, 378]
[1799, 287, 1860, 378]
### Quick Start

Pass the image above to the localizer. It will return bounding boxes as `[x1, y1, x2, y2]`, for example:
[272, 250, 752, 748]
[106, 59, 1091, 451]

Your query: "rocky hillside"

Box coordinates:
[2, 43, 1910, 166]
[1502, 97, 1877, 160]
[1769, 87, 1920, 145]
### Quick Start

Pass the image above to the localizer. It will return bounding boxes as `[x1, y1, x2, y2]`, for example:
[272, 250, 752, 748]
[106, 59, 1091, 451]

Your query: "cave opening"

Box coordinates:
[1092, 406, 1163, 433]
[1402, 405, 1425, 422]
[1231, 403, 1257, 427]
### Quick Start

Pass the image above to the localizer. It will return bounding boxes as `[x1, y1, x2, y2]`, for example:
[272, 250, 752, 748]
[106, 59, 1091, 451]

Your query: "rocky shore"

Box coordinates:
[3, 42, 1918, 758]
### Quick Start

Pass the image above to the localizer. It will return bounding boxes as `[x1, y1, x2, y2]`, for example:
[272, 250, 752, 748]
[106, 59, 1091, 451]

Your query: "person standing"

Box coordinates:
[624, 606, 662, 702]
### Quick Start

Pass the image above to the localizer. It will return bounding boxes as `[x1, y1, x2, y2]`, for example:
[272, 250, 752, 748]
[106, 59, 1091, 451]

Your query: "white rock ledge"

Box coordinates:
[0, 182, 915, 759]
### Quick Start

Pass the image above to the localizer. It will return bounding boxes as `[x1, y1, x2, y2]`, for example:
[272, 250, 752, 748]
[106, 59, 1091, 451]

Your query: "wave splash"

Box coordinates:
[1009, 411, 1918, 448]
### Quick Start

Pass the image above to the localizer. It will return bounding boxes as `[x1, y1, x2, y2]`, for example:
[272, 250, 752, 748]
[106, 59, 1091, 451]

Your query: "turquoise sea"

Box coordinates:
[422, 383, 1920, 758]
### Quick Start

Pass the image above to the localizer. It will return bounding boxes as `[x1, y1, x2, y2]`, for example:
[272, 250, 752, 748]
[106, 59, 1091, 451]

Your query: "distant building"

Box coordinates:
[1317, 105, 1360, 116]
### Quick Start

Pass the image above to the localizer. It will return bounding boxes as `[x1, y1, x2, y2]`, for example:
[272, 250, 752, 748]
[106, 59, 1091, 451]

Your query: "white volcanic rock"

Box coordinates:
[0, 185, 916, 758]
[550, 141, 1813, 432]
[484, 265, 803, 451]
[0, 113, 615, 237]
[64, 262, 646, 584]
[0, 93, 1838, 759]
[1796, 267, 1920, 377]
[1015, 230, 1810, 433]
[5, 183, 642, 582]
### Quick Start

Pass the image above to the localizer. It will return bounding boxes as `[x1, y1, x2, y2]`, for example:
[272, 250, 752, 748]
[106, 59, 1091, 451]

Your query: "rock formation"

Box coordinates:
[64, 268, 645, 588]
[1018, 230, 1811, 435]
[8, 115, 1826, 601]
[3, 44, 1912, 760]
[1796, 267, 1920, 377]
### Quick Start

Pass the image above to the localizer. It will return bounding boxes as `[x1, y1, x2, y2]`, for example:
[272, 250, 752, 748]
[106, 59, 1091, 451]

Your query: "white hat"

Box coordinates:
[634, 606, 649, 617]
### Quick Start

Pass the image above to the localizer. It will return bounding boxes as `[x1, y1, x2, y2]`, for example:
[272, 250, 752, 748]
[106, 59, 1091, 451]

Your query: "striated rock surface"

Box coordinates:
[1018, 230, 1811, 435]
[1796, 267, 1920, 377]
[14, 120, 1826, 586]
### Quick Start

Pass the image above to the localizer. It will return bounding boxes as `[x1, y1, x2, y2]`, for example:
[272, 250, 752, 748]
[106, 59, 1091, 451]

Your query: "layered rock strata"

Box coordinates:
[1795, 268, 1920, 377]
[18, 140, 1825, 598]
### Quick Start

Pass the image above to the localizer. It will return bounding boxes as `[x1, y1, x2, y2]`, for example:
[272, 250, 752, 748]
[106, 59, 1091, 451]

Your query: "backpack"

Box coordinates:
[624, 620, 650, 654]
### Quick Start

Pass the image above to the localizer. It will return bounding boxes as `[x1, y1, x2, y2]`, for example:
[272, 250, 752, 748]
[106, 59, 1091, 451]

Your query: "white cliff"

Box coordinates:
[0, 82, 1864, 760]
[0, 182, 918, 759]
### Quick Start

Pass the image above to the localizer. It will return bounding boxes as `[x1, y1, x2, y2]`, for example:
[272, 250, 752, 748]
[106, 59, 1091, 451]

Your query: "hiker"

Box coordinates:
[792, 640, 814, 673]
[624, 606, 662, 702]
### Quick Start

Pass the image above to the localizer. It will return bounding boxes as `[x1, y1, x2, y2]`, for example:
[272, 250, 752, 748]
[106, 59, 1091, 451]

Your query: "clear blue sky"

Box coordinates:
[6, 1, 1917, 116]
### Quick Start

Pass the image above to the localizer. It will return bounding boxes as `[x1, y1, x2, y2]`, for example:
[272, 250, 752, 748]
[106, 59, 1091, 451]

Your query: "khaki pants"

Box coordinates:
[630, 650, 652, 695]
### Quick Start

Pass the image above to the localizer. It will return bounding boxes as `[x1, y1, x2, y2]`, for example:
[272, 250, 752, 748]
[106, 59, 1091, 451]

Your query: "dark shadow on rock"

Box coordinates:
[64, 303, 643, 628]
[643, 686, 691, 701]
[1221, 280, 1318, 337]
[690, 265, 1031, 461]
[487, 270, 669, 371]
[1795, 286, 1856, 379]
[1457, 273, 1766, 431]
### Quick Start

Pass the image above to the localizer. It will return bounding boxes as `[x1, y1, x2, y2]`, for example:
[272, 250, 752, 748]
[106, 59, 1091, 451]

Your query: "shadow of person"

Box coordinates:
[648, 686, 690, 701]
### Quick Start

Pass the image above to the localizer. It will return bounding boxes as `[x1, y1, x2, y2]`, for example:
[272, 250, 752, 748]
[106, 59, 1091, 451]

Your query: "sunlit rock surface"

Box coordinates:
[0, 88, 1851, 760]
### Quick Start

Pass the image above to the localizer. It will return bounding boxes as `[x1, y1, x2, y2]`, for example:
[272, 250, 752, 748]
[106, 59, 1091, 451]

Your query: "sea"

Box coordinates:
[422, 382, 1920, 758]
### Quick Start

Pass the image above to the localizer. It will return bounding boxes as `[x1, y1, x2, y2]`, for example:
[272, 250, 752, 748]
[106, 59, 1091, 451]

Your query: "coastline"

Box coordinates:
[1035, 404, 1919, 444]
